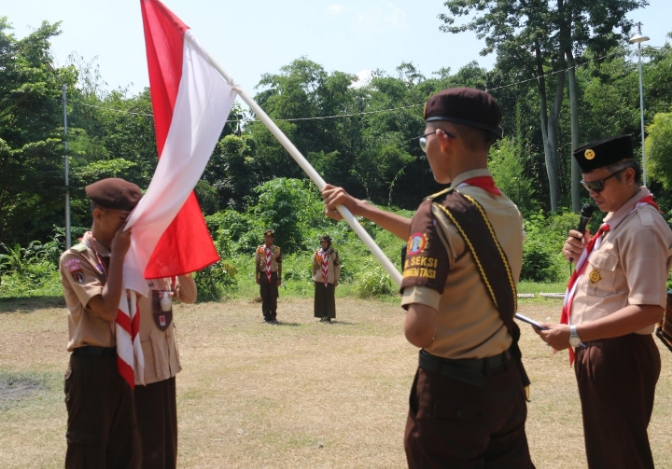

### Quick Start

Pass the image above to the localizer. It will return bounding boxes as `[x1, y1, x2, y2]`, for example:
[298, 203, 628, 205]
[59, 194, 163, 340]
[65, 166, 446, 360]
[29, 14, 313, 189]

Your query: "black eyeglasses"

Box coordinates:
[580, 168, 626, 193]
[415, 129, 456, 153]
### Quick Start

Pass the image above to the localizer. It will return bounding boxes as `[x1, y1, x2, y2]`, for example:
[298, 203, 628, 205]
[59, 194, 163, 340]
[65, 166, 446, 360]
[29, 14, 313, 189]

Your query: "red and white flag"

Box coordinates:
[114, 0, 237, 388]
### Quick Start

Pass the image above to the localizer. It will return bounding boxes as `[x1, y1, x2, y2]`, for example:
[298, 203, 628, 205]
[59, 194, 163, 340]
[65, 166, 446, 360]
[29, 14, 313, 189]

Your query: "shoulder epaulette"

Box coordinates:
[72, 242, 88, 253]
[427, 187, 454, 201]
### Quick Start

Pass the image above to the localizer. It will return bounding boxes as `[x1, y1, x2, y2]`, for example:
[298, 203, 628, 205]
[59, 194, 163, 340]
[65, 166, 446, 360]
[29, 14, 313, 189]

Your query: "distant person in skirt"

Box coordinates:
[312, 235, 340, 322]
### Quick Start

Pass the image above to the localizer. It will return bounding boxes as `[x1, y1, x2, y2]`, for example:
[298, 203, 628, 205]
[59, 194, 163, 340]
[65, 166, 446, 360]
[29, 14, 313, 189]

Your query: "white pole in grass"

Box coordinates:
[198, 46, 403, 286]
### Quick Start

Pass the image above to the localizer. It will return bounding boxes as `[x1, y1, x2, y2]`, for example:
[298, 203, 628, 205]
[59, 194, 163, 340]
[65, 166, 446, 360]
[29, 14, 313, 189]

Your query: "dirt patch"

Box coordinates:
[0, 374, 47, 401]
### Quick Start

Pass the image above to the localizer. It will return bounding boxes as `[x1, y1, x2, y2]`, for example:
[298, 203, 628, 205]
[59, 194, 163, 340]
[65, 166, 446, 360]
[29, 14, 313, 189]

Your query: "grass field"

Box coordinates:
[1, 295, 671, 468]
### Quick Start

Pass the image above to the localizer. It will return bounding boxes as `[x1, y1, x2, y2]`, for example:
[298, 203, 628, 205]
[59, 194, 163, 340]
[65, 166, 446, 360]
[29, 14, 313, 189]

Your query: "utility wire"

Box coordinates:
[74, 48, 646, 123]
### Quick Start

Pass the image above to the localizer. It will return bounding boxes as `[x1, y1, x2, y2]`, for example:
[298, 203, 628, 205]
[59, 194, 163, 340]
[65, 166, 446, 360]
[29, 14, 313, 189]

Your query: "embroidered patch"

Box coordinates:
[159, 315, 166, 327]
[584, 149, 596, 160]
[589, 269, 601, 283]
[407, 232, 428, 256]
[64, 258, 81, 272]
[72, 270, 84, 284]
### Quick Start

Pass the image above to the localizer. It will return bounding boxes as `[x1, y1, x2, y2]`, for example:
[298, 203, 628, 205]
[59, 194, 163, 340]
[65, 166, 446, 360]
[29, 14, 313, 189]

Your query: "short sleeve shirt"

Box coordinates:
[572, 188, 672, 333]
[400, 169, 524, 359]
[60, 232, 115, 351]
[254, 245, 282, 272]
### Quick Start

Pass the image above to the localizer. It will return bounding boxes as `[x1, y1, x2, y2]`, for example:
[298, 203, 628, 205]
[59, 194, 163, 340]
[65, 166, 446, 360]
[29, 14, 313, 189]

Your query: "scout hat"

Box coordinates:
[572, 135, 634, 173]
[320, 234, 332, 242]
[85, 178, 142, 211]
[264, 229, 275, 237]
[423, 87, 502, 138]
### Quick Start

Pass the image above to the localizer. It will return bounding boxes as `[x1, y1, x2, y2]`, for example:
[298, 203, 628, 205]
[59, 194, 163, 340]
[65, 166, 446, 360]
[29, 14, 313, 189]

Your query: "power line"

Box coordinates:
[74, 48, 645, 124]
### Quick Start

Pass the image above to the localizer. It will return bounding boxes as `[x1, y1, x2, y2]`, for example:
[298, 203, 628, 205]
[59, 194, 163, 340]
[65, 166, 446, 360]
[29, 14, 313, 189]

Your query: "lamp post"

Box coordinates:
[630, 23, 650, 186]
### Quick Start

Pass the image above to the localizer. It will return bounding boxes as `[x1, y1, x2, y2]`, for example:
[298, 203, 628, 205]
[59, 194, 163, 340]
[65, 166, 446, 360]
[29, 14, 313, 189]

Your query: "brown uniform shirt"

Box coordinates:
[572, 187, 672, 333]
[60, 231, 115, 351]
[401, 169, 524, 359]
[311, 248, 341, 284]
[136, 275, 197, 385]
[254, 245, 282, 277]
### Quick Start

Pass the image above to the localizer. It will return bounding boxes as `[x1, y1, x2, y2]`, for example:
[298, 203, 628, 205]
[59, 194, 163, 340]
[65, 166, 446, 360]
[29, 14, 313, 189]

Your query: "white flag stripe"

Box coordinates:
[123, 30, 236, 296]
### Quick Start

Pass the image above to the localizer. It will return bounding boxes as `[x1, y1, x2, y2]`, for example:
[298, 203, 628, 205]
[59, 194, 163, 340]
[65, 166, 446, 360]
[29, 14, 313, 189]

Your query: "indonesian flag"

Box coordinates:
[114, 0, 237, 388]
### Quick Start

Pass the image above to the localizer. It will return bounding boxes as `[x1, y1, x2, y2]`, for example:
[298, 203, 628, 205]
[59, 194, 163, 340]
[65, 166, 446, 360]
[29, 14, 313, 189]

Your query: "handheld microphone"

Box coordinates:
[569, 203, 595, 264]
[577, 203, 595, 236]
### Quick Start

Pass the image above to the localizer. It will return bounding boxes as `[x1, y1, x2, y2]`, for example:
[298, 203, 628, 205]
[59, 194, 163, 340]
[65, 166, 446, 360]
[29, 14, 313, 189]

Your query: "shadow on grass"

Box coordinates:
[0, 296, 65, 314]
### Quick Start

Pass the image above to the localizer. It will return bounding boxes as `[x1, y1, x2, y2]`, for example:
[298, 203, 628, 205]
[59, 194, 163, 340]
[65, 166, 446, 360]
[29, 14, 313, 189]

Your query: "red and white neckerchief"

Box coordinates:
[86, 232, 144, 388]
[457, 175, 502, 196]
[265, 247, 273, 283]
[560, 194, 661, 364]
[320, 249, 329, 287]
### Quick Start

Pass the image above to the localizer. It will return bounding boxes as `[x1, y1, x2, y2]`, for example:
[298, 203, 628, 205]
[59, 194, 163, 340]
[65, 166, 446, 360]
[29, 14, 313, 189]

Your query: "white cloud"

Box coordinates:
[351, 69, 373, 89]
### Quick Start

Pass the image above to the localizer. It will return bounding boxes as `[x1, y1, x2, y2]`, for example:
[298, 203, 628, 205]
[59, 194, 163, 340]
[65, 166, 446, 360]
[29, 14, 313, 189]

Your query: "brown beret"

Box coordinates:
[264, 229, 275, 236]
[573, 135, 634, 173]
[423, 87, 502, 138]
[320, 234, 332, 242]
[85, 178, 142, 211]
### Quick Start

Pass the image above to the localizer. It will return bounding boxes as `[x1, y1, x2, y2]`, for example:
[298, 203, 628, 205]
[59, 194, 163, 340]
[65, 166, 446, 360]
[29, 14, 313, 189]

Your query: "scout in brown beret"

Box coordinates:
[58, 178, 141, 466]
[323, 87, 535, 467]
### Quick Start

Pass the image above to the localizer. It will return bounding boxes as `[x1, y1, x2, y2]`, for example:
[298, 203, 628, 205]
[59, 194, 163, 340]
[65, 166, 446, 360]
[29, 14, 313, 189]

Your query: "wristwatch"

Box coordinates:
[569, 325, 582, 348]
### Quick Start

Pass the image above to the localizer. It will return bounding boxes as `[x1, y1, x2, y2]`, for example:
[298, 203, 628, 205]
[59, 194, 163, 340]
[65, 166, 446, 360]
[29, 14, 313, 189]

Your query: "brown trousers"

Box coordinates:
[313, 281, 336, 319]
[404, 354, 534, 469]
[134, 377, 178, 469]
[64, 352, 140, 469]
[259, 272, 279, 320]
[575, 334, 660, 469]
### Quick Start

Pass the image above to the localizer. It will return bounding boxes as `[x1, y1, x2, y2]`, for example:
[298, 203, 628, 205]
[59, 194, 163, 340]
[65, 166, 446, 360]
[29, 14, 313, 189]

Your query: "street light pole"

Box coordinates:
[62, 84, 71, 249]
[630, 23, 650, 186]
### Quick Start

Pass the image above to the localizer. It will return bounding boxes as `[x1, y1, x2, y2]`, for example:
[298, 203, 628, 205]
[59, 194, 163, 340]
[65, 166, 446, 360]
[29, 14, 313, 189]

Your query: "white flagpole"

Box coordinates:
[199, 48, 403, 286]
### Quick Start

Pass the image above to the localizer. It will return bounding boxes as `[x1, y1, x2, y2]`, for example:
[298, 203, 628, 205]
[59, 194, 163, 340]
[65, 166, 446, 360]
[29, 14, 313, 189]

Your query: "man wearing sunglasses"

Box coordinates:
[323, 88, 534, 468]
[535, 135, 672, 469]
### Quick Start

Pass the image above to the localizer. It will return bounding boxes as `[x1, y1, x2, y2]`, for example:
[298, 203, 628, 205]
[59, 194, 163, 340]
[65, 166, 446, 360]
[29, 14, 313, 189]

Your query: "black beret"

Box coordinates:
[264, 229, 275, 236]
[86, 178, 142, 211]
[573, 135, 634, 173]
[320, 234, 332, 242]
[423, 87, 502, 138]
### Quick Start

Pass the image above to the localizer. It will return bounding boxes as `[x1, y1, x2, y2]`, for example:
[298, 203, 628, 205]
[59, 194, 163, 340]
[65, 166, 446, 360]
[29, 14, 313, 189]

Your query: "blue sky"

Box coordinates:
[4, 0, 670, 97]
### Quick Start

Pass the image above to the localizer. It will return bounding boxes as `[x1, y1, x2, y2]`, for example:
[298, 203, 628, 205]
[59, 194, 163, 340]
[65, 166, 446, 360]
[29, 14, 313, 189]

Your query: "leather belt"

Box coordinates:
[418, 349, 510, 386]
[73, 346, 116, 357]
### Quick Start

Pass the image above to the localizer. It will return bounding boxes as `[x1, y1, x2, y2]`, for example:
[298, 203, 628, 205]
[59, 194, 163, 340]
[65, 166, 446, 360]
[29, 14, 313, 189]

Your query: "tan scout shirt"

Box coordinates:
[311, 248, 341, 283]
[401, 169, 524, 359]
[136, 275, 196, 385]
[254, 244, 282, 277]
[572, 188, 672, 334]
[60, 231, 115, 351]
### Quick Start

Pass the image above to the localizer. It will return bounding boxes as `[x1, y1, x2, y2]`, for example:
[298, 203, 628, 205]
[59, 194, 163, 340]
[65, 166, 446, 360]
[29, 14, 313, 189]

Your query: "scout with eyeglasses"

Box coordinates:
[534, 134, 672, 469]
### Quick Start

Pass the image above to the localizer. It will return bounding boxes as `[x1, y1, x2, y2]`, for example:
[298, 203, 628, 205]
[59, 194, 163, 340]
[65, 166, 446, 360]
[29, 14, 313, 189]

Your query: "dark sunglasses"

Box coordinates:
[580, 168, 626, 193]
[415, 129, 457, 153]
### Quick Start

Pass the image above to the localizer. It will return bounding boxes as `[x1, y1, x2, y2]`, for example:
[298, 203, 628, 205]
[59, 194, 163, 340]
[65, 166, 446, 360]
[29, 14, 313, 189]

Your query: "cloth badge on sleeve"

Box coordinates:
[65, 259, 85, 284]
[407, 233, 428, 255]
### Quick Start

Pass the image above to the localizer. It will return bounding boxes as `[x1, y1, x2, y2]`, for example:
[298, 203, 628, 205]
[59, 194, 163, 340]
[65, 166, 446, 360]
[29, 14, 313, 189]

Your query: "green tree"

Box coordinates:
[439, 0, 645, 212]
[645, 109, 672, 189]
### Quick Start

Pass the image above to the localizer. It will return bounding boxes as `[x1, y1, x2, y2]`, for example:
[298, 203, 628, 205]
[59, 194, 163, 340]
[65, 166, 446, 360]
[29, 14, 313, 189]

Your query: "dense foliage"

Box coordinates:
[1, 14, 671, 299]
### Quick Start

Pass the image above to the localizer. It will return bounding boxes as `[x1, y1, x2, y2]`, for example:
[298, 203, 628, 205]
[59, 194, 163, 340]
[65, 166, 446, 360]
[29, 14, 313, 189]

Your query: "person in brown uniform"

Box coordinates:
[535, 135, 672, 469]
[134, 274, 197, 468]
[323, 88, 534, 468]
[254, 229, 282, 323]
[59, 178, 141, 468]
[312, 234, 341, 322]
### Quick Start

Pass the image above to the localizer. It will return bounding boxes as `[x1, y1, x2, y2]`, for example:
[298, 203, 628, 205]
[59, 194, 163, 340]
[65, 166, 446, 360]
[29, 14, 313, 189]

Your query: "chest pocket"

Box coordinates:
[583, 251, 619, 297]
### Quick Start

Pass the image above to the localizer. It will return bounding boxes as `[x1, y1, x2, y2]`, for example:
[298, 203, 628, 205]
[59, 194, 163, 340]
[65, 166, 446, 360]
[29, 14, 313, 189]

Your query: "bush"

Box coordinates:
[193, 261, 238, 302]
[352, 265, 394, 298]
